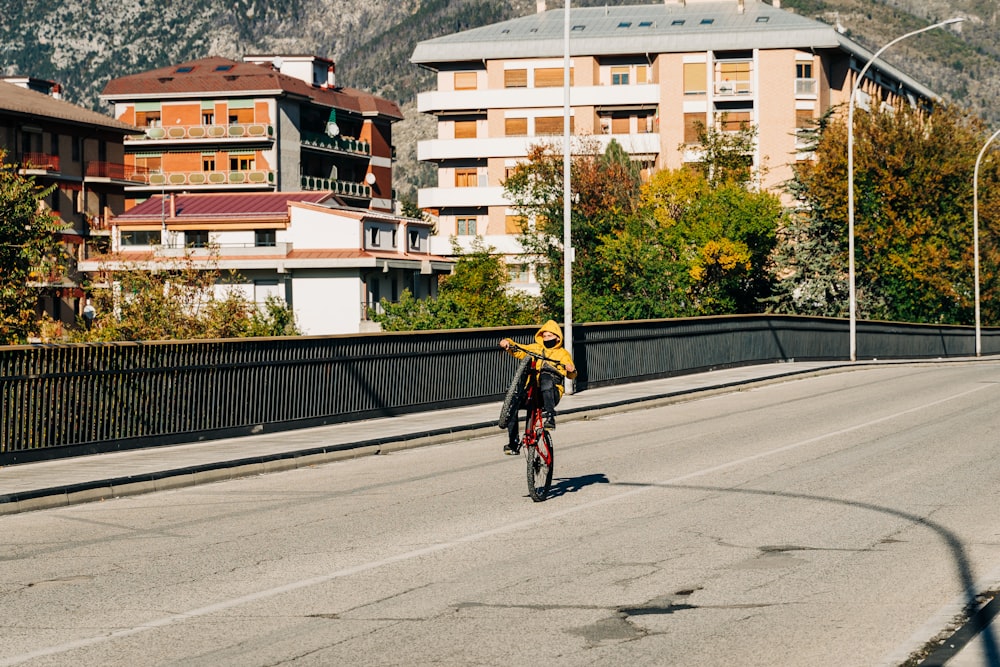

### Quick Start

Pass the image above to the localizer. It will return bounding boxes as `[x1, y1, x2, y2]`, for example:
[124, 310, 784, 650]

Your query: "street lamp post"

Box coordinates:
[562, 0, 574, 393]
[847, 17, 965, 361]
[974, 128, 1000, 357]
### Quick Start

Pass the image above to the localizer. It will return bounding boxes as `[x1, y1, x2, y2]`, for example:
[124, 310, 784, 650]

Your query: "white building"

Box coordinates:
[78, 192, 453, 334]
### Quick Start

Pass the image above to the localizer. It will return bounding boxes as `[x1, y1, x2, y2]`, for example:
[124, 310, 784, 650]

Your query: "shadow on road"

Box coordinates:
[547, 473, 610, 499]
[613, 480, 1000, 667]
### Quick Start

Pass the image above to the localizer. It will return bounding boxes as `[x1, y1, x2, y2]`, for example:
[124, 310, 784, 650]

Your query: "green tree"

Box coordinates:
[0, 149, 65, 343]
[684, 116, 760, 187]
[73, 252, 299, 341]
[372, 238, 541, 331]
[769, 103, 1000, 324]
[504, 138, 642, 320]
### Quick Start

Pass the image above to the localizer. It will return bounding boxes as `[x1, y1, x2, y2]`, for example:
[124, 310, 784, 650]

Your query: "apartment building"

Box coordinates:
[0, 77, 138, 326]
[411, 0, 937, 290]
[78, 192, 452, 334]
[101, 55, 402, 213]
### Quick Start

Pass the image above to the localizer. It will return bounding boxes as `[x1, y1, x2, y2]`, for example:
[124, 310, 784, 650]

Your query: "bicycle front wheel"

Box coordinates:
[525, 430, 554, 502]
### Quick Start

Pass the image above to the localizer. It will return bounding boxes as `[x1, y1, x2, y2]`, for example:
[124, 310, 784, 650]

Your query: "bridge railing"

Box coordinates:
[1, 315, 996, 465]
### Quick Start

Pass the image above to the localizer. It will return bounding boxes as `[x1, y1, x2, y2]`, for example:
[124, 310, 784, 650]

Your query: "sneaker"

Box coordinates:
[503, 443, 520, 455]
[543, 414, 556, 430]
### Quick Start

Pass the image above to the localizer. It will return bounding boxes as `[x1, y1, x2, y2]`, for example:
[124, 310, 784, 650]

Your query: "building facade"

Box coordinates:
[77, 192, 453, 335]
[0, 78, 139, 326]
[411, 0, 938, 291]
[101, 55, 403, 214]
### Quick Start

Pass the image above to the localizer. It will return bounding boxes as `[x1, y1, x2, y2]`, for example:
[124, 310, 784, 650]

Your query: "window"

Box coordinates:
[369, 227, 382, 247]
[50, 188, 60, 213]
[700, 18, 714, 25]
[611, 66, 630, 86]
[505, 215, 526, 234]
[636, 65, 648, 84]
[671, 19, 685, 26]
[214, 65, 233, 72]
[454, 71, 477, 90]
[255, 229, 276, 247]
[229, 155, 255, 171]
[505, 118, 528, 137]
[454, 120, 477, 139]
[455, 168, 478, 187]
[617, 22, 631, 28]
[176, 66, 195, 73]
[611, 116, 630, 134]
[456, 218, 477, 235]
[136, 110, 161, 127]
[718, 111, 751, 132]
[683, 62, 707, 94]
[504, 69, 527, 88]
[202, 155, 216, 171]
[508, 264, 529, 283]
[50, 133, 59, 156]
[534, 67, 572, 87]
[796, 62, 813, 79]
[408, 229, 421, 250]
[684, 113, 704, 144]
[72, 137, 80, 162]
[796, 109, 814, 129]
[121, 230, 161, 246]
[187, 230, 209, 248]
[202, 111, 215, 125]
[535, 116, 573, 135]
[718, 61, 751, 94]
[391, 228, 398, 248]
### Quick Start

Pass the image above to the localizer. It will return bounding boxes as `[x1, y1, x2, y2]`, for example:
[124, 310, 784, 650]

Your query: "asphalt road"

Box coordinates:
[3, 361, 1000, 666]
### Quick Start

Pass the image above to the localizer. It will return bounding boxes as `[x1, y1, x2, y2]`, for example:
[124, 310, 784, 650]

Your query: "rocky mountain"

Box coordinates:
[2, 0, 997, 198]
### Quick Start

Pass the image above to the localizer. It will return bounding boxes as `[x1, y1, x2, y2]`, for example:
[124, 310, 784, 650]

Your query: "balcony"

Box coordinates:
[131, 170, 276, 189]
[126, 123, 274, 144]
[85, 161, 150, 184]
[418, 133, 661, 161]
[714, 79, 752, 96]
[300, 175, 372, 198]
[417, 186, 507, 209]
[795, 78, 818, 98]
[20, 152, 60, 172]
[300, 132, 372, 157]
[418, 83, 659, 114]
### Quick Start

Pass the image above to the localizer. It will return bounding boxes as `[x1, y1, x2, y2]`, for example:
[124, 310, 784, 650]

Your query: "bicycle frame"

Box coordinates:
[520, 360, 553, 467]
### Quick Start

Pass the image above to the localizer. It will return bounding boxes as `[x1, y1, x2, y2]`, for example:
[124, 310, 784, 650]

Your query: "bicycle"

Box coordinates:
[499, 343, 564, 502]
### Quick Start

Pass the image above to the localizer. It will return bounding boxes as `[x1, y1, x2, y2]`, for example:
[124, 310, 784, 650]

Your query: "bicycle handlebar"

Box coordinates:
[504, 341, 567, 370]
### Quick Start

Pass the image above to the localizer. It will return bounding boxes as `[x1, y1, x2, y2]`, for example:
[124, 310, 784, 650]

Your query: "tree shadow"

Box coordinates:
[547, 473, 610, 499]
[612, 481, 999, 667]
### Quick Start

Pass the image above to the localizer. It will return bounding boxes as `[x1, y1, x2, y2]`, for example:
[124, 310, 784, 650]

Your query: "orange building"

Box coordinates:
[101, 55, 403, 213]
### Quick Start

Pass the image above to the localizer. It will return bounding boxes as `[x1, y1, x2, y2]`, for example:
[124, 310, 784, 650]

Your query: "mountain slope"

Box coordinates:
[2, 0, 997, 197]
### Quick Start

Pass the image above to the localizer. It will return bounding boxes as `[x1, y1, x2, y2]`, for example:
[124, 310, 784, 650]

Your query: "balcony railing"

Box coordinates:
[795, 78, 817, 97]
[137, 170, 275, 187]
[300, 132, 372, 156]
[301, 175, 372, 198]
[85, 161, 149, 182]
[130, 123, 274, 141]
[714, 79, 752, 96]
[21, 152, 60, 171]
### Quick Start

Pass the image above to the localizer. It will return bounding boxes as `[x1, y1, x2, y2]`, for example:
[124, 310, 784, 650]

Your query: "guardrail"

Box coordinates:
[1, 314, 997, 465]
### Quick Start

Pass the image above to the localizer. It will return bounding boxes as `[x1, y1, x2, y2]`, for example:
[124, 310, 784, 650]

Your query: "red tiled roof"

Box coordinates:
[116, 191, 334, 222]
[101, 56, 403, 121]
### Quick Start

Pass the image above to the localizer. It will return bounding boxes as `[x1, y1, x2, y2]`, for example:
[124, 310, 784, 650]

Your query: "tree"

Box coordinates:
[72, 251, 300, 341]
[372, 237, 541, 331]
[505, 137, 781, 322]
[684, 116, 761, 187]
[0, 149, 65, 343]
[504, 138, 642, 320]
[769, 103, 1000, 324]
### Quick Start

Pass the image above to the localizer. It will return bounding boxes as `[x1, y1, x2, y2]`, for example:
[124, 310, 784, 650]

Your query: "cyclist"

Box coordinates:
[499, 319, 577, 455]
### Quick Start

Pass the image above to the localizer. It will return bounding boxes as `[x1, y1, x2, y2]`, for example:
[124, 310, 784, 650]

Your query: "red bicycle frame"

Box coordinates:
[520, 360, 553, 466]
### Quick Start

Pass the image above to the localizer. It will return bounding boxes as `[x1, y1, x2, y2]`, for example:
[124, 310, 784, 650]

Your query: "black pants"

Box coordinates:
[507, 372, 560, 445]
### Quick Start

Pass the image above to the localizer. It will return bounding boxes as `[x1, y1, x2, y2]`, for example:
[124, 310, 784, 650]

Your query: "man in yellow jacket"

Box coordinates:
[499, 320, 577, 455]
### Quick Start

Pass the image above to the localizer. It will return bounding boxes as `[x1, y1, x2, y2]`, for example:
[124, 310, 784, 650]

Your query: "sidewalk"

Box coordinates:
[0, 359, 851, 515]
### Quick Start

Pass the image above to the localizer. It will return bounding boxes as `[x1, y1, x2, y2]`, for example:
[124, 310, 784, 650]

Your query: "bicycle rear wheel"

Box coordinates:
[525, 430, 554, 502]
